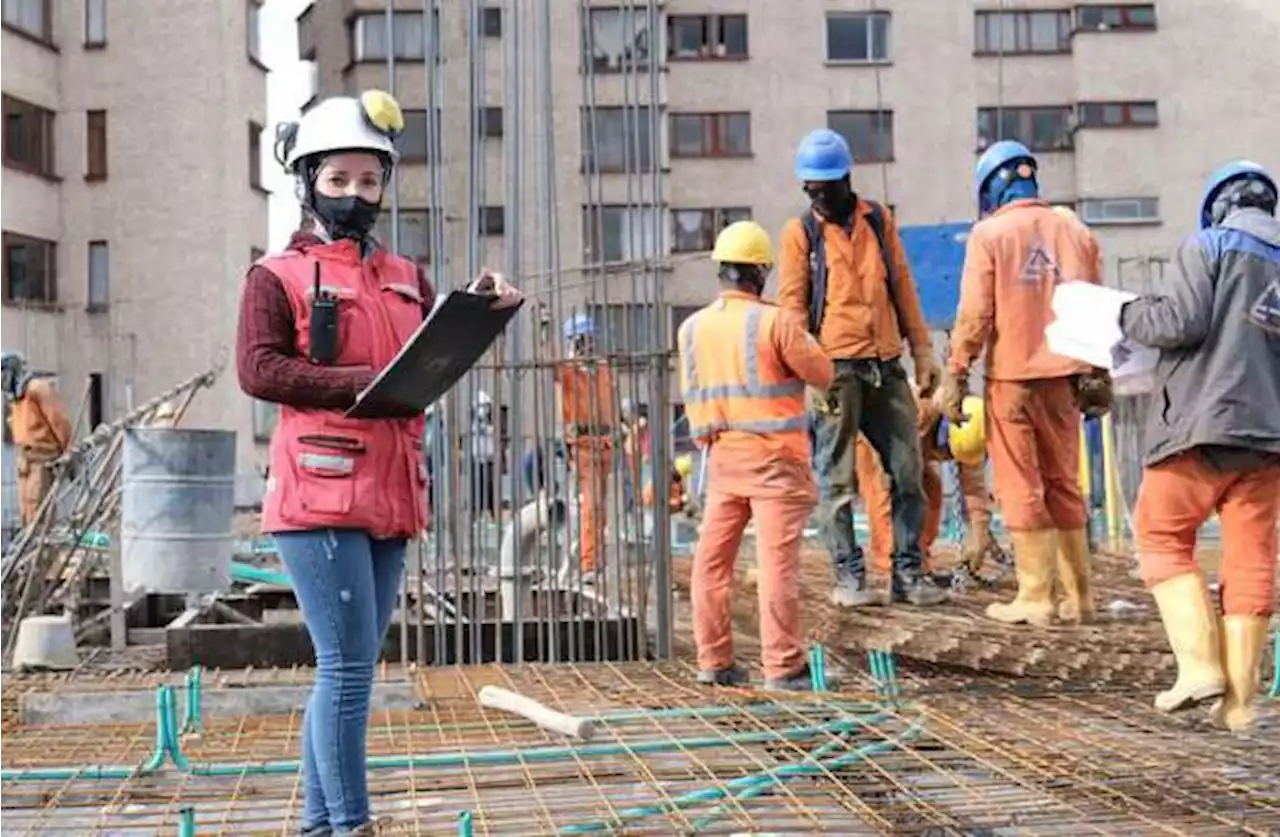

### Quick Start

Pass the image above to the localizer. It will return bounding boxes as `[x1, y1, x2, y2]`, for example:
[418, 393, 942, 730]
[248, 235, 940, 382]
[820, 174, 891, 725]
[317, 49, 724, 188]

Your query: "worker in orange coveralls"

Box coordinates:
[557, 314, 615, 577]
[3, 351, 73, 526]
[858, 388, 995, 577]
[1119, 161, 1280, 731]
[936, 141, 1112, 628]
[679, 220, 836, 692]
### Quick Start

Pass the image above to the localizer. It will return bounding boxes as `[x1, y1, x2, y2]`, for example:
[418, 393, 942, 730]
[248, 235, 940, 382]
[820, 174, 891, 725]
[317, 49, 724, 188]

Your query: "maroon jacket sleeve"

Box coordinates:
[235, 264, 376, 410]
[416, 264, 437, 316]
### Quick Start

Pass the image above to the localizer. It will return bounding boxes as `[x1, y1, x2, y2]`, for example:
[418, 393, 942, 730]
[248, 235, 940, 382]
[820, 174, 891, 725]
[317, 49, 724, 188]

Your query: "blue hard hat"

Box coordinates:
[795, 129, 853, 182]
[1199, 160, 1276, 230]
[975, 140, 1036, 204]
[563, 313, 595, 341]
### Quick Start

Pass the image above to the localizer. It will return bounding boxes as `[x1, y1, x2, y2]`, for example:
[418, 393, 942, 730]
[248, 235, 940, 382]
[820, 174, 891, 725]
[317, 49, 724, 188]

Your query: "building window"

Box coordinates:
[1079, 197, 1159, 225]
[2, 95, 56, 178]
[1077, 101, 1158, 127]
[827, 110, 895, 163]
[479, 206, 505, 237]
[580, 106, 654, 173]
[351, 11, 439, 62]
[583, 7, 650, 73]
[670, 112, 751, 158]
[583, 205, 661, 264]
[86, 110, 108, 180]
[397, 109, 430, 162]
[1076, 4, 1156, 31]
[826, 12, 890, 62]
[376, 210, 431, 263]
[84, 0, 106, 46]
[2, 0, 53, 45]
[667, 14, 748, 60]
[247, 0, 263, 65]
[975, 10, 1072, 55]
[251, 399, 279, 443]
[2, 232, 57, 305]
[671, 208, 751, 253]
[87, 240, 109, 312]
[248, 121, 263, 190]
[481, 106, 503, 138]
[976, 106, 1074, 152]
[482, 6, 501, 38]
[88, 372, 105, 429]
[586, 303, 658, 350]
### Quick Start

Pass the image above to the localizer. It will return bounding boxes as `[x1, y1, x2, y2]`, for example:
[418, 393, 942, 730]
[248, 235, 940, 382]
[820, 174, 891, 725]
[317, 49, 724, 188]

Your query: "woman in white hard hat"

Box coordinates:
[236, 91, 520, 836]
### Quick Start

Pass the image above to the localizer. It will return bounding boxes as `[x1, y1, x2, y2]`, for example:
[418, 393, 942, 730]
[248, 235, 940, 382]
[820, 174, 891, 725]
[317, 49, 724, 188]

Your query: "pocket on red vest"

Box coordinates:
[295, 449, 359, 517]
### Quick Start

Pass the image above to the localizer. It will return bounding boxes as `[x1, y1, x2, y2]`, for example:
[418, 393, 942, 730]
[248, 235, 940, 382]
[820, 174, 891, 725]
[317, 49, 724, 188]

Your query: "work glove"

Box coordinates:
[467, 268, 524, 309]
[933, 369, 967, 424]
[807, 386, 833, 416]
[1072, 367, 1113, 418]
[913, 352, 941, 399]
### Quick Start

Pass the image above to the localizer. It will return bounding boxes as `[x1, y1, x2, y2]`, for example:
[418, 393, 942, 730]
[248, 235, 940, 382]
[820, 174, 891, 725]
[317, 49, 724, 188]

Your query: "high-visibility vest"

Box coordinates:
[678, 295, 808, 449]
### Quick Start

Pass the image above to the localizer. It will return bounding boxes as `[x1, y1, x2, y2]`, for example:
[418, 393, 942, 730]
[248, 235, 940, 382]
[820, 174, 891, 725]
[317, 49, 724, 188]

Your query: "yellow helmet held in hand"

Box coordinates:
[675, 453, 694, 480]
[944, 396, 986, 466]
[712, 221, 774, 266]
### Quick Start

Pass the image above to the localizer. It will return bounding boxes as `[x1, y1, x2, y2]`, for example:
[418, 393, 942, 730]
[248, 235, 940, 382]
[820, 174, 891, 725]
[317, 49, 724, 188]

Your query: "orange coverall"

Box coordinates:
[859, 392, 990, 572]
[948, 198, 1100, 624]
[8, 378, 73, 525]
[556, 362, 615, 572]
[679, 291, 834, 681]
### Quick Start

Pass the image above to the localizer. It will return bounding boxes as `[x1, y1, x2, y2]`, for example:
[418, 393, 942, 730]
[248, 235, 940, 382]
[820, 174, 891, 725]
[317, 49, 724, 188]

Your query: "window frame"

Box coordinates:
[1076, 100, 1158, 128]
[248, 121, 265, 192]
[1075, 4, 1157, 31]
[479, 206, 505, 237]
[582, 6, 651, 73]
[670, 207, 752, 254]
[976, 105, 1075, 152]
[481, 106, 504, 138]
[580, 105, 655, 174]
[2, 231, 58, 307]
[2, 94, 58, 179]
[581, 204, 664, 265]
[86, 109, 108, 181]
[84, 0, 106, 48]
[246, 0, 265, 69]
[974, 9, 1073, 55]
[349, 10, 437, 64]
[584, 302, 659, 351]
[826, 109, 896, 164]
[396, 109, 430, 163]
[669, 112, 752, 159]
[1078, 197, 1160, 225]
[87, 240, 109, 313]
[2, 0, 55, 49]
[375, 209, 432, 264]
[825, 11, 891, 63]
[482, 6, 501, 38]
[666, 13, 748, 61]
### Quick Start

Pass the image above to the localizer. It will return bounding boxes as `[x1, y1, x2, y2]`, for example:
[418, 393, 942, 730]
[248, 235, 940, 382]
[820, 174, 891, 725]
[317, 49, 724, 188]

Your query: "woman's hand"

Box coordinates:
[467, 269, 524, 310]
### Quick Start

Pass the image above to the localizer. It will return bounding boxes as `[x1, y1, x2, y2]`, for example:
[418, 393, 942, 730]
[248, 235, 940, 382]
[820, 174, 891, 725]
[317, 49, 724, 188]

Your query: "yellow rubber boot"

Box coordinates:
[1055, 528, 1094, 624]
[985, 530, 1058, 627]
[1150, 573, 1226, 712]
[1211, 615, 1269, 732]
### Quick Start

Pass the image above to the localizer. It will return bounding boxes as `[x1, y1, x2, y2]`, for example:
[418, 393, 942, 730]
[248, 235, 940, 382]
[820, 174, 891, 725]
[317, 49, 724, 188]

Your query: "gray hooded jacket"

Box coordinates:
[1120, 208, 1280, 468]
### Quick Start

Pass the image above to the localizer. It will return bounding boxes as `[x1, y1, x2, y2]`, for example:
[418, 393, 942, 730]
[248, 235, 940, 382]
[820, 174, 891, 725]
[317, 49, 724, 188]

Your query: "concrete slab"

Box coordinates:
[18, 681, 419, 726]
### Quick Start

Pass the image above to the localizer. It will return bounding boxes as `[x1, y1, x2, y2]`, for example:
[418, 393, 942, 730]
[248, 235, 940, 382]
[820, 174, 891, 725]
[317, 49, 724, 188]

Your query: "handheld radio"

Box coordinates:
[308, 261, 339, 364]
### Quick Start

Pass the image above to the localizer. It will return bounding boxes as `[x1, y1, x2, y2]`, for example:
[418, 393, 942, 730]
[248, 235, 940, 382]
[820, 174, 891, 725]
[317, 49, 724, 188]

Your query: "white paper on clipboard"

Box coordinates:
[1046, 281, 1159, 395]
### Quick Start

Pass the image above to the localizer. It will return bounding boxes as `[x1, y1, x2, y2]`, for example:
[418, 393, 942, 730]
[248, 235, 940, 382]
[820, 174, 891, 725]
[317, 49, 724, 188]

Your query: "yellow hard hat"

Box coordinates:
[675, 453, 694, 480]
[946, 396, 986, 466]
[711, 221, 773, 266]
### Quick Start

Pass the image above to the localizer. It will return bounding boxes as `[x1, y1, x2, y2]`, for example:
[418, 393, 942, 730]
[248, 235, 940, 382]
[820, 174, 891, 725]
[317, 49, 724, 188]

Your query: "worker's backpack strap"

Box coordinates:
[802, 201, 904, 336]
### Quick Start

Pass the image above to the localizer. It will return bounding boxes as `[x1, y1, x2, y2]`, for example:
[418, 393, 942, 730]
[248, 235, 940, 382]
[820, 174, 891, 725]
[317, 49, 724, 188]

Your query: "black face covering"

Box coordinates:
[804, 178, 856, 225]
[311, 193, 381, 241]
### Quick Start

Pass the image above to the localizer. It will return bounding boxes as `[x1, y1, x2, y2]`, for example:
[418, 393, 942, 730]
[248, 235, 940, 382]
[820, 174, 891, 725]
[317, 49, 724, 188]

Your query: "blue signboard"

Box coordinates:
[899, 222, 972, 330]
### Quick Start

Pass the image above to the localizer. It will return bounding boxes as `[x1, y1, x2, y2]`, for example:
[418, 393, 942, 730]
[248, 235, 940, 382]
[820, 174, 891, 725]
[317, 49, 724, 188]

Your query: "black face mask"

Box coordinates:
[804, 179, 856, 224]
[311, 194, 381, 241]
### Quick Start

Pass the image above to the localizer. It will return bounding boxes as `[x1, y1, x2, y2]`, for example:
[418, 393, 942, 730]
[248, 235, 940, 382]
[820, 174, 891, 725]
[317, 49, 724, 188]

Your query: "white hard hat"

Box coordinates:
[282, 92, 402, 174]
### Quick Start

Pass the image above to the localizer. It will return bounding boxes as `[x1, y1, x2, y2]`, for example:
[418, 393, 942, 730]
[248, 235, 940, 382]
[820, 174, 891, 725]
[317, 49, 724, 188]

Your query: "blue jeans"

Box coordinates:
[275, 530, 406, 836]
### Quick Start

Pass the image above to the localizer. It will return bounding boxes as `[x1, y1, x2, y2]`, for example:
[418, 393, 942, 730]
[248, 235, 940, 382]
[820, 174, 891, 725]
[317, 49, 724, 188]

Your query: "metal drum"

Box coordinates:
[121, 428, 236, 594]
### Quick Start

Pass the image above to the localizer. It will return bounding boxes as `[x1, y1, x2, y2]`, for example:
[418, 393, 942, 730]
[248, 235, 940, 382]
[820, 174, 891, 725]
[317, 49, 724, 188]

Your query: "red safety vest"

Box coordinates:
[260, 239, 429, 539]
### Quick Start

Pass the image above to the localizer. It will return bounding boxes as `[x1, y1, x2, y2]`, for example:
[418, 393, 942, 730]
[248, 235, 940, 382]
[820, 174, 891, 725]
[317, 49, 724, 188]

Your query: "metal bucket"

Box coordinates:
[121, 428, 236, 595]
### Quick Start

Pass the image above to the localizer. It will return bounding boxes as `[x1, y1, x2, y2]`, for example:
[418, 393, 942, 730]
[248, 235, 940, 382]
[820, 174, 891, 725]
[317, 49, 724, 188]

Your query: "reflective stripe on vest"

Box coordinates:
[680, 304, 808, 439]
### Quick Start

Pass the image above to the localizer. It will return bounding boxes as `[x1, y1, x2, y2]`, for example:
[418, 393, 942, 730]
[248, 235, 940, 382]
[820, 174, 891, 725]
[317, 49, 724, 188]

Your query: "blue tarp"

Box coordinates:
[899, 222, 972, 330]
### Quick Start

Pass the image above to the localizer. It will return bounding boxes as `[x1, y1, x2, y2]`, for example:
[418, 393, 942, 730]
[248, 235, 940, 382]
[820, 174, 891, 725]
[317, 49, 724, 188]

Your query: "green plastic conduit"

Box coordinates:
[0, 684, 901, 783]
[229, 561, 290, 587]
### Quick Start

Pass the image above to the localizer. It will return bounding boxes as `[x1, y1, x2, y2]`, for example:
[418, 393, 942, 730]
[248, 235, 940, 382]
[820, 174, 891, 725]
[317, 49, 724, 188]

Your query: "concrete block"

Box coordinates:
[11, 614, 79, 671]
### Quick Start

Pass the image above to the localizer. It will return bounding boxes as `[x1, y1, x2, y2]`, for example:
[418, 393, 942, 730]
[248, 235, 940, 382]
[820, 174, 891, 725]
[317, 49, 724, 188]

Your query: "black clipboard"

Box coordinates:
[346, 291, 524, 419]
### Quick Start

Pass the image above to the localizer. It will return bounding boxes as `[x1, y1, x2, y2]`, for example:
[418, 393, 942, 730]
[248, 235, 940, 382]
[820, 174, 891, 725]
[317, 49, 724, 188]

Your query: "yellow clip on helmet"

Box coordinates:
[945, 396, 986, 466]
[280, 90, 405, 173]
[711, 221, 774, 266]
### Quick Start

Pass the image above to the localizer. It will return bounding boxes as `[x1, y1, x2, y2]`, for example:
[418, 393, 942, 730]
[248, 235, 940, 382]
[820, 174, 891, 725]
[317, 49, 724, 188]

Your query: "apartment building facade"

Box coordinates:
[2, 0, 269, 500]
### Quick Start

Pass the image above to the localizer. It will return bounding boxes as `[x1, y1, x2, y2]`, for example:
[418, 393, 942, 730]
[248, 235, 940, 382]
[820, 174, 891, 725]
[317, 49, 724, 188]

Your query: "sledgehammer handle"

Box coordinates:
[478, 685, 597, 741]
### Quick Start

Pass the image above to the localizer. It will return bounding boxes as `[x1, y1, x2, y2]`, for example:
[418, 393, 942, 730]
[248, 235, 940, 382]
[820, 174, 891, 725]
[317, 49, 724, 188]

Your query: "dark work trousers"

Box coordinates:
[811, 357, 927, 578]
